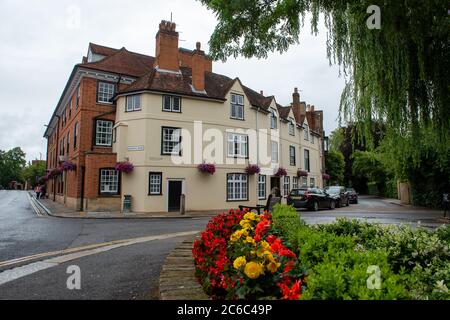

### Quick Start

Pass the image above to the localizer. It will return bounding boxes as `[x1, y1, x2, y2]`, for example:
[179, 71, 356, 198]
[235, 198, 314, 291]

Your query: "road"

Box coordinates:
[0, 190, 446, 299]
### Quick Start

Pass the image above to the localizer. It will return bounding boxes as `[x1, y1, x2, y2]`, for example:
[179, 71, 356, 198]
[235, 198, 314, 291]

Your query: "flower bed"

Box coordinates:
[193, 209, 303, 299]
[194, 205, 450, 300]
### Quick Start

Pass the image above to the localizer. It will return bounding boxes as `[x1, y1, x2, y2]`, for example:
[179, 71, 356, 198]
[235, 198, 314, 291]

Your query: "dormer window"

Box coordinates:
[270, 109, 278, 129]
[97, 81, 115, 104]
[289, 118, 295, 136]
[230, 94, 244, 120]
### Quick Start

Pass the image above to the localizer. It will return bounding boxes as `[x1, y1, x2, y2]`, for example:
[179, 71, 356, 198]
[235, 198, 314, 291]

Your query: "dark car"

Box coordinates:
[346, 188, 359, 204]
[287, 188, 336, 211]
[324, 186, 350, 207]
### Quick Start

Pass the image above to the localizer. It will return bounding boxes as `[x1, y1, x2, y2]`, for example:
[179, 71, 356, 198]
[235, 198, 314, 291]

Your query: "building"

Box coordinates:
[44, 20, 326, 213]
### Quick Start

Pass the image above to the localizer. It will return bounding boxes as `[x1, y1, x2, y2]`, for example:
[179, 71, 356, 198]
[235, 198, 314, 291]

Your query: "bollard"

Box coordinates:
[123, 195, 132, 213]
[180, 194, 186, 215]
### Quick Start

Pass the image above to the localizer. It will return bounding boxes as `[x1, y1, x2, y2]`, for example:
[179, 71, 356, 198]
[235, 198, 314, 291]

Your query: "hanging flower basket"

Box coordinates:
[322, 173, 331, 181]
[197, 163, 216, 175]
[61, 161, 76, 172]
[275, 167, 287, 177]
[115, 161, 134, 174]
[245, 164, 261, 175]
[48, 168, 62, 179]
[297, 170, 309, 177]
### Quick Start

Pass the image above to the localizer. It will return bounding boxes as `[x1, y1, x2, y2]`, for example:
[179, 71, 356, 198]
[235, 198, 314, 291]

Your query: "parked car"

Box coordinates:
[346, 188, 359, 204]
[287, 188, 336, 211]
[324, 186, 350, 207]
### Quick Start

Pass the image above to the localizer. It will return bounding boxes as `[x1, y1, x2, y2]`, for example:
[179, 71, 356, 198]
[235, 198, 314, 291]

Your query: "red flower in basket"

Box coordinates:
[61, 161, 76, 171]
[115, 161, 134, 174]
[198, 163, 216, 175]
[275, 167, 287, 177]
[245, 164, 261, 175]
[297, 170, 308, 177]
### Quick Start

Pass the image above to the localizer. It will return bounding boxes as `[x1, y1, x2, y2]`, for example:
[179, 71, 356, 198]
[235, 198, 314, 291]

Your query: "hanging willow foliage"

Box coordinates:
[199, 0, 450, 166]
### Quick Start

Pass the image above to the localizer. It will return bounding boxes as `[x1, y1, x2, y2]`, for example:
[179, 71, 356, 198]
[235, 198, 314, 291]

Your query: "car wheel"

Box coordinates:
[346, 199, 350, 206]
[329, 200, 335, 210]
[312, 201, 319, 212]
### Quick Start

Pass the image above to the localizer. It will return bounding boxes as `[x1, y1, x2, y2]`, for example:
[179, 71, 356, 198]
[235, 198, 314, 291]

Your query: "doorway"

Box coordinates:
[168, 180, 183, 212]
[270, 177, 280, 196]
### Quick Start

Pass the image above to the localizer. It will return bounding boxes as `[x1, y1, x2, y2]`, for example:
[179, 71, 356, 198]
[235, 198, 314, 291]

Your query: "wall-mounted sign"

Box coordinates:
[127, 146, 144, 151]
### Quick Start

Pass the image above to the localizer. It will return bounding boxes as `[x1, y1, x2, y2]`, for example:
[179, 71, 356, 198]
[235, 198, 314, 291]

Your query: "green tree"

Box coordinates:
[325, 150, 345, 185]
[22, 161, 47, 187]
[199, 0, 450, 205]
[0, 147, 26, 188]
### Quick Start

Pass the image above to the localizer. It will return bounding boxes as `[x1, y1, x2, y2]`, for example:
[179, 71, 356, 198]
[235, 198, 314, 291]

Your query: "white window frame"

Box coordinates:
[270, 109, 278, 129]
[162, 127, 181, 155]
[97, 82, 115, 104]
[301, 176, 308, 187]
[73, 122, 78, 149]
[227, 173, 248, 201]
[230, 93, 244, 120]
[293, 177, 299, 189]
[149, 172, 162, 195]
[126, 95, 141, 112]
[289, 146, 296, 166]
[304, 124, 310, 141]
[310, 178, 316, 188]
[95, 120, 113, 147]
[99, 169, 119, 195]
[227, 133, 248, 158]
[283, 176, 290, 197]
[289, 118, 295, 136]
[271, 141, 278, 163]
[163, 95, 181, 113]
[304, 149, 310, 172]
[258, 175, 266, 200]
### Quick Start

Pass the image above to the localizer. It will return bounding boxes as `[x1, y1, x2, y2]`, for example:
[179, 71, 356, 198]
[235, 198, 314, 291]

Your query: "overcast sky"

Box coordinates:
[0, 0, 345, 162]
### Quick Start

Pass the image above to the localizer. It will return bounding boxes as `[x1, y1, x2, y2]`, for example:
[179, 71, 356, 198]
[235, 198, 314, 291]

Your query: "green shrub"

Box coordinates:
[272, 204, 303, 247]
[301, 249, 410, 300]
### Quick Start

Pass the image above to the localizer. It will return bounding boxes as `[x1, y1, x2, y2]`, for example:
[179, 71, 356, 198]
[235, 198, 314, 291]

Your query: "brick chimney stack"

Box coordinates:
[191, 42, 206, 92]
[155, 20, 179, 72]
[291, 87, 306, 121]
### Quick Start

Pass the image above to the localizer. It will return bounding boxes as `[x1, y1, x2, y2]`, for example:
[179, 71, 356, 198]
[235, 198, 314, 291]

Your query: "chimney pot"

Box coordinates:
[196, 42, 201, 50]
[260, 90, 264, 95]
[155, 20, 180, 72]
[294, 87, 298, 93]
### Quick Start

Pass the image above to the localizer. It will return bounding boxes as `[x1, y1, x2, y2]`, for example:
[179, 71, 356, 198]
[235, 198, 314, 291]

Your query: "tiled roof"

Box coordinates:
[89, 43, 120, 57]
[80, 47, 155, 77]
[276, 105, 292, 120]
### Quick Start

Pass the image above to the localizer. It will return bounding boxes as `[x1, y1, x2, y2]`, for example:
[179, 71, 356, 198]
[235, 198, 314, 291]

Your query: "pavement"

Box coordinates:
[0, 190, 448, 300]
[34, 195, 223, 219]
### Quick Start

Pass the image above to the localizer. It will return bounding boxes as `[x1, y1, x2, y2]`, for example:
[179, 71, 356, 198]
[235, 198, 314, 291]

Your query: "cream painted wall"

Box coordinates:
[113, 81, 324, 212]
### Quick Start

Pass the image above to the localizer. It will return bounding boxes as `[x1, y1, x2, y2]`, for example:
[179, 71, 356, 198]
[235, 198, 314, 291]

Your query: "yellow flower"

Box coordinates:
[244, 262, 264, 279]
[233, 256, 247, 269]
[239, 219, 252, 229]
[244, 212, 258, 221]
[245, 236, 256, 245]
[267, 261, 281, 273]
[260, 240, 270, 251]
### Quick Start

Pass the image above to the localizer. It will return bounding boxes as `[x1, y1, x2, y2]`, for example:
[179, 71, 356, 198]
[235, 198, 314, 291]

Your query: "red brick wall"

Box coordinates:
[84, 152, 118, 199]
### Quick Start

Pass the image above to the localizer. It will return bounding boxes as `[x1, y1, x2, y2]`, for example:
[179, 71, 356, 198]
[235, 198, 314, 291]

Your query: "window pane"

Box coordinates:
[172, 97, 180, 111]
[98, 82, 115, 103]
[163, 96, 172, 110]
[100, 169, 119, 194]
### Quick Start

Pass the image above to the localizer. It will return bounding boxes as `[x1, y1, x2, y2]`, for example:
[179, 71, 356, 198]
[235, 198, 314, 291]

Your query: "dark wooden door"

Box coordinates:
[168, 181, 182, 212]
[270, 177, 280, 196]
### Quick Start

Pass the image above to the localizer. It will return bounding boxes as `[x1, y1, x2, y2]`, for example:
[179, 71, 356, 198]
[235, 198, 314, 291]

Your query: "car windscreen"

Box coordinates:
[326, 188, 341, 194]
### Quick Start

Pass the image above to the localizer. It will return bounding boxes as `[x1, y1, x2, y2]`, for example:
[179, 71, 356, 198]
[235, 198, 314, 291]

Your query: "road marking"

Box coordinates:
[0, 230, 199, 286]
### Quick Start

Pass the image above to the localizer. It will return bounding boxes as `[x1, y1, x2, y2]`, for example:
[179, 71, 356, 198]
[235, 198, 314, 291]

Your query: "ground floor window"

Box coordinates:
[149, 172, 162, 195]
[293, 177, 298, 189]
[301, 176, 308, 187]
[258, 175, 266, 200]
[99, 169, 119, 195]
[310, 178, 316, 188]
[283, 176, 290, 196]
[227, 173, 248, 201]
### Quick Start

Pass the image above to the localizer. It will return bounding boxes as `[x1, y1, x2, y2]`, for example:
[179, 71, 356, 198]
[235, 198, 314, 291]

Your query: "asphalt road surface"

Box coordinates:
[0, 190, 446, 299]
